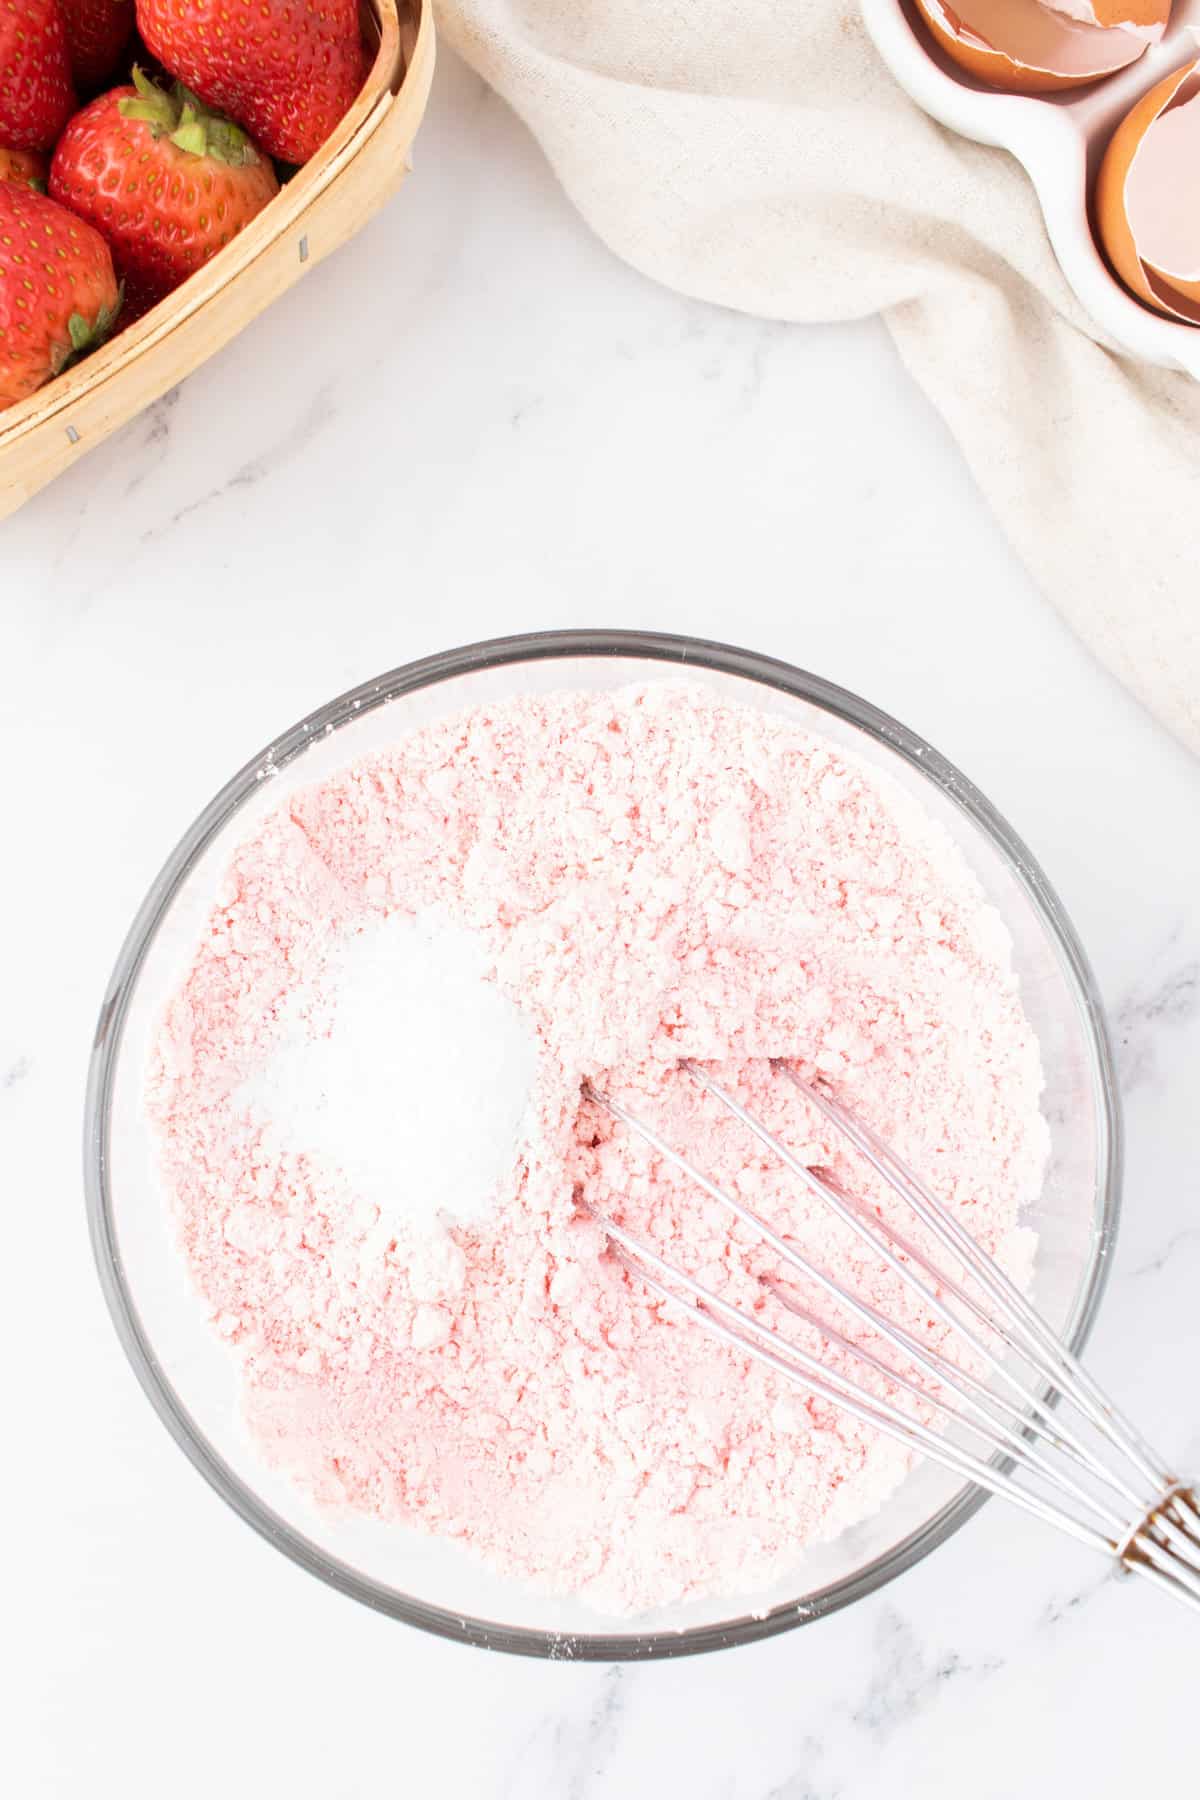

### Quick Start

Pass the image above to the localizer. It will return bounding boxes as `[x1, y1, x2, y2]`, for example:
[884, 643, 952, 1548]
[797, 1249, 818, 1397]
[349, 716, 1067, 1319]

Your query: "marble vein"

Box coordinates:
[1114, 950, 1200, 1093]
[123, 387, 184, 499]
[764, 1735, 842, 1800]
[500, 1667, 628, 1800]
[849, 1607, 1003, 1744]
[1037, 1569, 1111, 1628]
[1128, 1224, 1200, 1281]
[138, 381, 337, 545]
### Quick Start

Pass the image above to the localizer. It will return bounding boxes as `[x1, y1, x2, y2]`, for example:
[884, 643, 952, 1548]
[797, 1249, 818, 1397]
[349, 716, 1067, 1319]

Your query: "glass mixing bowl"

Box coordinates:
[85, 630, 1121, 1659]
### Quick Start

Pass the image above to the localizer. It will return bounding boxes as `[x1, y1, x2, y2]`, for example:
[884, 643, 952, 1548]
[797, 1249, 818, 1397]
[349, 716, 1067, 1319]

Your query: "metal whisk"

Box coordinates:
[582, 1061, 1200, 1614]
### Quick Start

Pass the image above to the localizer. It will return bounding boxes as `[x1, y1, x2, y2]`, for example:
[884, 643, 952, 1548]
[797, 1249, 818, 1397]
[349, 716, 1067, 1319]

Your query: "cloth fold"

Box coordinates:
[436, 0, 1200, 756]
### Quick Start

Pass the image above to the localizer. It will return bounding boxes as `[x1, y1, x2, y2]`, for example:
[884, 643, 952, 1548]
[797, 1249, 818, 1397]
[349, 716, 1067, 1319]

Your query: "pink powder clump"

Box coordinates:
[147, 684, 1047, 1615]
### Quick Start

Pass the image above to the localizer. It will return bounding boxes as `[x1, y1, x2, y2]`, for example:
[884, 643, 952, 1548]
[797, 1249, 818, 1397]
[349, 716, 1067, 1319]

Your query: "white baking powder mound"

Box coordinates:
[235, 909, 537, 1238]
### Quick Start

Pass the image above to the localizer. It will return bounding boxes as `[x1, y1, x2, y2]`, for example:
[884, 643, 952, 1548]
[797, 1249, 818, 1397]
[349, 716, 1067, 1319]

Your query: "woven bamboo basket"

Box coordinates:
[0, 0, 434, 521]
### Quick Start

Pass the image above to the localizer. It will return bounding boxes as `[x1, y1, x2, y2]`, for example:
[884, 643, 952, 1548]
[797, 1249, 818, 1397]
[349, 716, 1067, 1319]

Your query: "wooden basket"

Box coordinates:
[0, 0, 434, 521]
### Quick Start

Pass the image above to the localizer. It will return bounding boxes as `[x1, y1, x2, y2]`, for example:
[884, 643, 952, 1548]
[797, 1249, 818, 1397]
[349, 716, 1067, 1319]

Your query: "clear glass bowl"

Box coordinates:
[85, 630, 1121, 1659]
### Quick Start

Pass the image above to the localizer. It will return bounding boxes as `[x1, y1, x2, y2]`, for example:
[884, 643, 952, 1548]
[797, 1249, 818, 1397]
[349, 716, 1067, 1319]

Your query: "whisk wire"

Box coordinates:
[684, 1062, 1152, 1514]
[788, 1192, 1131, 1494]
[783, 1184, 1138, 1495]
[583, 1063, 1200, 1615]
[597, 1214, 1116, 1553]
[795, 1072, 1170, 1489]
[762, 1282, 1126, 1533]
[587, 1081, 1129, 1533]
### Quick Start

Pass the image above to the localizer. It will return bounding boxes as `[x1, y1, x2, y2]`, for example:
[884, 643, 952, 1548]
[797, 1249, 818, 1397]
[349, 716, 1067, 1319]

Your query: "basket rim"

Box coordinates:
[0, 0, 430, 451]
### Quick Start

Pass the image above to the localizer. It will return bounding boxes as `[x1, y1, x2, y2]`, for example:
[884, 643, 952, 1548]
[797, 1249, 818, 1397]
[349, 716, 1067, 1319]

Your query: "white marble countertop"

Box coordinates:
[7, 45, 1200, 1800]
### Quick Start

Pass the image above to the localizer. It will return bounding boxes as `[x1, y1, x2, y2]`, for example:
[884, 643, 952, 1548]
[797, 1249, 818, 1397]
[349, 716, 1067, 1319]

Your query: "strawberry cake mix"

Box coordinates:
[148, 683, 1047, 1614]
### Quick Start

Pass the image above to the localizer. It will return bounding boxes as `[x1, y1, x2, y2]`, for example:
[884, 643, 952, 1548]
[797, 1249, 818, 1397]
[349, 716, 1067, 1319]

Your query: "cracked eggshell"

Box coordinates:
[1096, 57, 1200, 323]
[1051, 0, 1167, 28]
[912, 0, 1163, 94]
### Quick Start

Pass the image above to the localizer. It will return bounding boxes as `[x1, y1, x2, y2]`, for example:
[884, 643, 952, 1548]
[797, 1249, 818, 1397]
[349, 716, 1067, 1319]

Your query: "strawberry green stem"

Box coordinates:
[118, 68, 259, 167]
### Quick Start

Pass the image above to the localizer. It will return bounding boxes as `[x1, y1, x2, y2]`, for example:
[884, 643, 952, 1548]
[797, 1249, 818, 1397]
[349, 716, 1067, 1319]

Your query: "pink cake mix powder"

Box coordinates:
[148, 683, 1048, 1615]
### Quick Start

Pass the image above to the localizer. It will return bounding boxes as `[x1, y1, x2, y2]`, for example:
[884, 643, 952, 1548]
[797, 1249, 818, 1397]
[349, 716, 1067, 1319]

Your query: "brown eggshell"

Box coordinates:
[1070, 0, 1169, 32]
[913, 0, 1153, 94]
[1095, 57, 1200, 324]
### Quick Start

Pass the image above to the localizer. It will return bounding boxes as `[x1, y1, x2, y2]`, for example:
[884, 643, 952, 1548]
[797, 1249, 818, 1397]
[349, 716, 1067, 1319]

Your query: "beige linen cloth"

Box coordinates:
[436, 0, 1200, 756]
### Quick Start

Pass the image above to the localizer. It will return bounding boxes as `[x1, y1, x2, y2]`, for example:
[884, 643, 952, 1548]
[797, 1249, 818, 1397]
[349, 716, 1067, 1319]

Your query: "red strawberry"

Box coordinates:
[0, 181, 120, 411]
[60, 0, 134, 92]
[0, 0, 77, 151]
[0, 145, 49, 189]
[50, 69, 279, 318]
[135, 0, 368, 164]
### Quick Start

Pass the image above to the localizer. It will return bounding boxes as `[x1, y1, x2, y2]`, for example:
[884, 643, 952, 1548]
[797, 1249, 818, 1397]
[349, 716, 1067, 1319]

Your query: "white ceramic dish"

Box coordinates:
[861, 0, 1200, 375]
